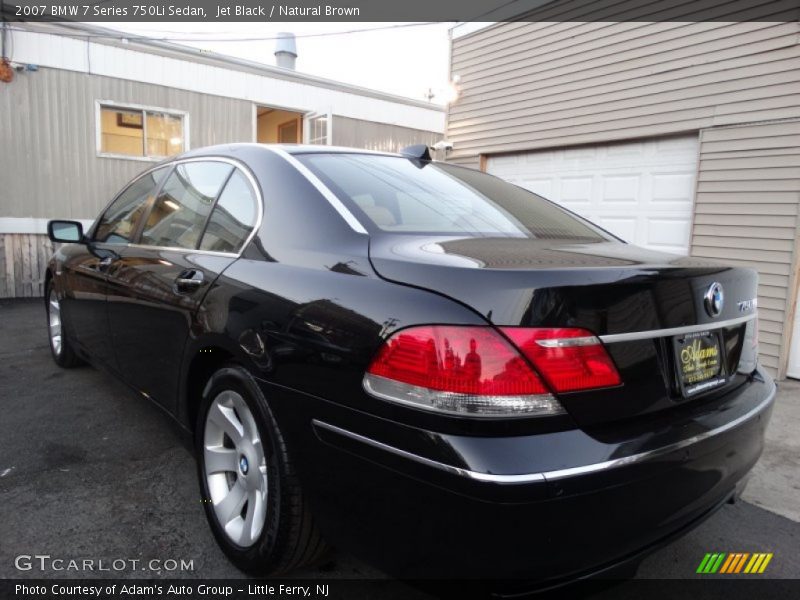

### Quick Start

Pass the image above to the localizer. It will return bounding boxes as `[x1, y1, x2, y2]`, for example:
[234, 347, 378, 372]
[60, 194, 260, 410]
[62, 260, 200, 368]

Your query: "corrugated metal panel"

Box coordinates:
[691, 121, 800, 378]
[447, 19, 800, 161]
[0, 68, 253, 220]
[11, 27, 445, 134]
[331, 116, 441, 153]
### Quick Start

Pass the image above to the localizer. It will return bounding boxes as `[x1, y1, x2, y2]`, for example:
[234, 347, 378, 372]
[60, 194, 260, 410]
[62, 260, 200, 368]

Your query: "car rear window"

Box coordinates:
[296, 153, 610, 241]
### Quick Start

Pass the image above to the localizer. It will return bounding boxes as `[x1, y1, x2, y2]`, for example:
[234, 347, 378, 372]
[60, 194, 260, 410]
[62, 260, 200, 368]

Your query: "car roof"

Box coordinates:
[178, 143, 401, 160]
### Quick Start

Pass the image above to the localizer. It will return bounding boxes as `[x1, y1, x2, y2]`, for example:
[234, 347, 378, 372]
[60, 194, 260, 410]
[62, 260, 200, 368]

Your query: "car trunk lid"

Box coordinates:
[368, 235, 759, 427]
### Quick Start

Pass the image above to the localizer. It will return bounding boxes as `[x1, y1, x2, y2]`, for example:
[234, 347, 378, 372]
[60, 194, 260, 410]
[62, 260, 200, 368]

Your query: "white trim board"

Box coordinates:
[0, 218, 95, 235]
[450, 22, 498, 40]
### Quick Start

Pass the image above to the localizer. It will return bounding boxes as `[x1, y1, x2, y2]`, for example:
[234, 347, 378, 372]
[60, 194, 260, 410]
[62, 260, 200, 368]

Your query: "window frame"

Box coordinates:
[90, 157, 263, 258]
[303, 111, 332, 146]
[89, 164, 172, 245]
[95, 100, 190, 162]
[136, 161, 234, 251]
[197, 169, 261, 254]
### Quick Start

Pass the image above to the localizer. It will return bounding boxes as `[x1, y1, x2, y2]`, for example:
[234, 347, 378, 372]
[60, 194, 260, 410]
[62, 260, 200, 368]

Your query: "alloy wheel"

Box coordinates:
[203, 390, 268, 547]
[48, 288, 62, 356]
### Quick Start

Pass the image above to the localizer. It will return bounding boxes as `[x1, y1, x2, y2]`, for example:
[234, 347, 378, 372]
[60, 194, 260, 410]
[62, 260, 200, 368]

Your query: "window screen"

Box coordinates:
[297, 154, 610, 241]
[94, 167, 169, 244]
[199, 170, 258, 253]
[140, 162, 233, 249]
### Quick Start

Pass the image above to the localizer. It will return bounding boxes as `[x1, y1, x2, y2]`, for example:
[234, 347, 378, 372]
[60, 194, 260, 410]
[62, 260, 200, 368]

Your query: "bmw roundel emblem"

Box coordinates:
[704, 282, 724, 317]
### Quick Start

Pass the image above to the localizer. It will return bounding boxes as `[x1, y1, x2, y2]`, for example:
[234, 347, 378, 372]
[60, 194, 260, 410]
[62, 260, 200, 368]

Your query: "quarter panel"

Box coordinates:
[187, 257, 511, 433]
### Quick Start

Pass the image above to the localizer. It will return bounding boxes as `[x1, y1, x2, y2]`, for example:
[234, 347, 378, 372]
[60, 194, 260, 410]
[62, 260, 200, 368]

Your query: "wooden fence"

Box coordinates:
[0, 234, 56, 298]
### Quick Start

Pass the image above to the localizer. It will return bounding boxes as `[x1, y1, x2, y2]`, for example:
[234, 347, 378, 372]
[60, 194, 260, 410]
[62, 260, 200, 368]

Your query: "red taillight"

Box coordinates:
[364, 325, 621, 416]
[500, 327, 621, 393]
[367, 326, 547, 395]
[364, 325, 562, 417]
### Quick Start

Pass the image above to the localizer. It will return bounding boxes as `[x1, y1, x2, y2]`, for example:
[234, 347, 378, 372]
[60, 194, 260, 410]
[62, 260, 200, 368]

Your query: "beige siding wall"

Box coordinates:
[332, 115, 441, 153]
[691, 121, 800, 375]
[448, 21, 800, 167]
[448, 20, 800, 377]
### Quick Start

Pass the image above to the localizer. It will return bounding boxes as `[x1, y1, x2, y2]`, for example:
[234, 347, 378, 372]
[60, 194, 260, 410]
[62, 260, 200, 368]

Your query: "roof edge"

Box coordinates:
[17, 21, 445, 113]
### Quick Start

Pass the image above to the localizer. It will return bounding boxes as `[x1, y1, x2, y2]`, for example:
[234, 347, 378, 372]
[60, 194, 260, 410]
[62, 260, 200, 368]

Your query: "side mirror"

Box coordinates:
[47, 220, 85, 243]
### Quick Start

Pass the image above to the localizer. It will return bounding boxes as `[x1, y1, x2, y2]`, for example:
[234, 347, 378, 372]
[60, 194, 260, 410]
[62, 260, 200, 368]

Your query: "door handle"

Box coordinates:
[174, 269, 205, 292]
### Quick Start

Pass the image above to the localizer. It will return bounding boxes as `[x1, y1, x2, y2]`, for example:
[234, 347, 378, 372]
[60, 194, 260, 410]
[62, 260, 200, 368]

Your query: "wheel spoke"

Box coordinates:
[207, 401, 244, 445]
[240, 488, 265, 546]
[214, 479, 247, 526]
[48, 291, 63, 356]
[230, 393, 259, 444]
[251, 437, 265, 462]
[204, 446, 238, 474]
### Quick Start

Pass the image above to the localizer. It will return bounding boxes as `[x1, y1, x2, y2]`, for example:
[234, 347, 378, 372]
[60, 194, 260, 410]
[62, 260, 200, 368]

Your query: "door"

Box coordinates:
[61, 166, 169, 367]
[107, 160, 260, 408]
[486, 136, 699, 255]
[304, 111, 331, 145]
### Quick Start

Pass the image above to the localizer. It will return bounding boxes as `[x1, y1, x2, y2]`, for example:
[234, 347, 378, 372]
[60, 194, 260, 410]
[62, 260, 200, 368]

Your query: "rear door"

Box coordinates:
[106, 159, 261, 409]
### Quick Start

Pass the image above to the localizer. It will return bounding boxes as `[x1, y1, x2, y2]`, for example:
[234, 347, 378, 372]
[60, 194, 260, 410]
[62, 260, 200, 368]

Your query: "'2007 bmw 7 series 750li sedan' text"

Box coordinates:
[45, 143, 774, 584]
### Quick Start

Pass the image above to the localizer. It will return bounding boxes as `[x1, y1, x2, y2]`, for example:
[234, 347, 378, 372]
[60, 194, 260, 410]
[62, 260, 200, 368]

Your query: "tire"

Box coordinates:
[45, 282, 81, 368]
[196, 365, 329, 574]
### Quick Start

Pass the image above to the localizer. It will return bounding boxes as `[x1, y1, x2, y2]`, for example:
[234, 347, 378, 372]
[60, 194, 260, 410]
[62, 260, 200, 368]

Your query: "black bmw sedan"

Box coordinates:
[45, 143, 774, 583]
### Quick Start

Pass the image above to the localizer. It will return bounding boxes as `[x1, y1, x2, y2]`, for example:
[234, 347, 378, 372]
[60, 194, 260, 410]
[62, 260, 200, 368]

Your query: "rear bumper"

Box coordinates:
[265, 370, 775, 581]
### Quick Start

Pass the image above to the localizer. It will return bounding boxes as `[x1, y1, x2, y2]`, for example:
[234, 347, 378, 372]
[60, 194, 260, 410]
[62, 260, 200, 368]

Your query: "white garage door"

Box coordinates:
[788, 299, 800, 379]
[487, 136, 699, 255]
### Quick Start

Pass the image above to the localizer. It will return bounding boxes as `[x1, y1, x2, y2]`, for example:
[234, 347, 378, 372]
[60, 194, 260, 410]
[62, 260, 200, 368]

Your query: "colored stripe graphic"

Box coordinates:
[758, 553, 773, 573]
[719, 554, 736, 574]
[698, 553, 727, 573]
[734, 553, 750, 573]
[698, 552, 773, 574]
[697, 553, 713, 573]
[744, 554, 759, 573]
[710, 553, 726, 573]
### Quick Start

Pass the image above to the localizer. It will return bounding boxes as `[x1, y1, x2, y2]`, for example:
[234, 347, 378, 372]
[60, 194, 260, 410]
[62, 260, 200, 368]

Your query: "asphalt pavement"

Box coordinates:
[1, 298, 798, 595]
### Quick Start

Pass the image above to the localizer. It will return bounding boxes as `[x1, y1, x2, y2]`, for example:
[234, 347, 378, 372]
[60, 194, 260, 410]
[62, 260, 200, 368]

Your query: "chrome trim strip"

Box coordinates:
[599, 314, 756, 344]
[91, 155, 264, 260]
[126, 243, 238, 258]
[268, 148, 369, 235]
[312, 384, 775, 485]
[312, 420, 545, 484]
[543, 385, 774, 481]
[165, 156, 265, 257]
[535, 336, 599, 348]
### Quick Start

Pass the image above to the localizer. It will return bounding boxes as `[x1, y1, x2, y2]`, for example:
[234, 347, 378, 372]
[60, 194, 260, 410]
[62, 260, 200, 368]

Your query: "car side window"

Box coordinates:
[198, 170, 259, 253]
[139, 161, 233, 249]
[93, 167, 169, 244]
